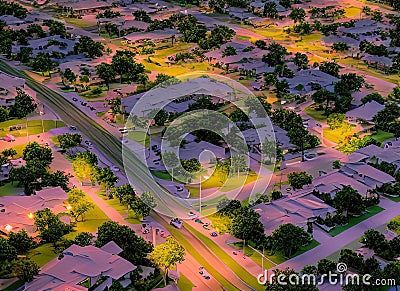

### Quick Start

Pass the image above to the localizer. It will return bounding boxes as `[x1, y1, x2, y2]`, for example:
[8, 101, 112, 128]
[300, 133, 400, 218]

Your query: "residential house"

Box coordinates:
[0, 186, 69, 236]
[25, 242, 136, 291]
[252, 193, 336, 235]
[345, 100, 385, 124]
[54, 0, 113, 16]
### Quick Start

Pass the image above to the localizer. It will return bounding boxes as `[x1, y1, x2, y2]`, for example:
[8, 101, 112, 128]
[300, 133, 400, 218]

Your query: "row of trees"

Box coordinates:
[216, 199, 312, 256]
[110, 184, 157, 218]
[271, 109, 320, 160]
[72, 150, 118, 196]
[10, 142, 70, 194]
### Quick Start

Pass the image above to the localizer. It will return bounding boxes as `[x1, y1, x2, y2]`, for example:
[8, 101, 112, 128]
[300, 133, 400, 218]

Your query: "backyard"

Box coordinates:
[329, 206, 385, 236]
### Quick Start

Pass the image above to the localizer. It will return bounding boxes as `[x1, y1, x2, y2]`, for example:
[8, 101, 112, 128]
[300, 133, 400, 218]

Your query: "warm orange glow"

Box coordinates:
[66, 205, 72, 211]
[5, 224, 12, 232]
[27, 212, 34, 219]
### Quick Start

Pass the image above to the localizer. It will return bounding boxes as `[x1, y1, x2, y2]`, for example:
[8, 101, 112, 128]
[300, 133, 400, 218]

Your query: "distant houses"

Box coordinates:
[0, 71, 28, 108]
[25, 242, 136, 290]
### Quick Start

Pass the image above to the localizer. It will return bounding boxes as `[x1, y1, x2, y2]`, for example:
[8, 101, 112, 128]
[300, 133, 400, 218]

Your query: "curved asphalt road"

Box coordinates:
[0, 61, 255, 291]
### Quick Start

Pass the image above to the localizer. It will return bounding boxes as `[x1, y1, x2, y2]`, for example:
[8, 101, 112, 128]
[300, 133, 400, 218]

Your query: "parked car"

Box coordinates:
[210, 232, 218, 237]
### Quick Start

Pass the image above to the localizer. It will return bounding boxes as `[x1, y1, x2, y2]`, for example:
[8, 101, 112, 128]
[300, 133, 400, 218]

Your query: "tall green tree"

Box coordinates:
[12, 258, 39, 282]
[34, 208, 71, 244]
[8, 230, 34, 254]
[149, 237, 185, 286]
[96, 63, 116, 89]
[23, 142, 53, 168]
[95, 221, 153, 265]
[288, 171, 312, 189]
[268, 223, 311, 257]
[333, 186, 365, 217]
[10, 89, 36, 118]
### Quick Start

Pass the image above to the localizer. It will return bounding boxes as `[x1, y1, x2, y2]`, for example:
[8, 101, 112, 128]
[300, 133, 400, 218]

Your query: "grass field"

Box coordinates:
[291, 239, 320, 257]
[66, 194, 110, 238]
[0, 182, 24, 196]
[128, 131, 150, 148]
[304, 106, 327, 121]
[329, 206, 385, 236]
[97, 191, 141, 224]
[177, 274, 195, 291]
[0, 119, 65, 138]
[28, 243, 58, 267]
[62, 17, 95, 28]
[344, 7, 361, 18]
[186, 172, 259, 198]
[368, 130, 394, 144]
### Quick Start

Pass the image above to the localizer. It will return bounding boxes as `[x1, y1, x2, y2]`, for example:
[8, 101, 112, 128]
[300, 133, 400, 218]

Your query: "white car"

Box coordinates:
[110, 165, 120, 172]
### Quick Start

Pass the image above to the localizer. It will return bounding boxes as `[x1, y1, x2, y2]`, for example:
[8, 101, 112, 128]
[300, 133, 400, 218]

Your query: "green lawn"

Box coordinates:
[384, 195, 400, 202]
[128, 131, 150, 148]
[329, 206, 385, 236]
[186, 172, 259, 198]
[0, 119, 65, 138]
[177, 274, 195, 291]
[2, 280, 24, 291]
[69, 195, 110, 236]
[291, 239, 320, 257]
[304, 106, 327, 121]
[62, 17, 95, 28]
[368, 130, 394, 144]
[97, 191, 141, 224]
[0, 182, 24, 196]
[151, 170, 173, 181]
[184, 224, 264, 291]
[28, 243, 58, 267]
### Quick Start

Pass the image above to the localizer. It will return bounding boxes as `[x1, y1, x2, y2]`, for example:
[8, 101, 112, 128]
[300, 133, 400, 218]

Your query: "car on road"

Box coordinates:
[69, 125, 77, 131]
[170, 218, 183, 228]
[110, 165, 120, 172]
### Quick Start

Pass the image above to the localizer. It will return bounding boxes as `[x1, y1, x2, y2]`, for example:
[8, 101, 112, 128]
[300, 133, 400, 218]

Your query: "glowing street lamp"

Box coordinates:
[66, 205, 72, 211]
[27, 212, 34, 219]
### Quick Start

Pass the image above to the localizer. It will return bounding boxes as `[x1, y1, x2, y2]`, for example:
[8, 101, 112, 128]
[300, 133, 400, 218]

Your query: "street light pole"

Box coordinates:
[25, 116, 29, 143]
[199, 175, 202, 215]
